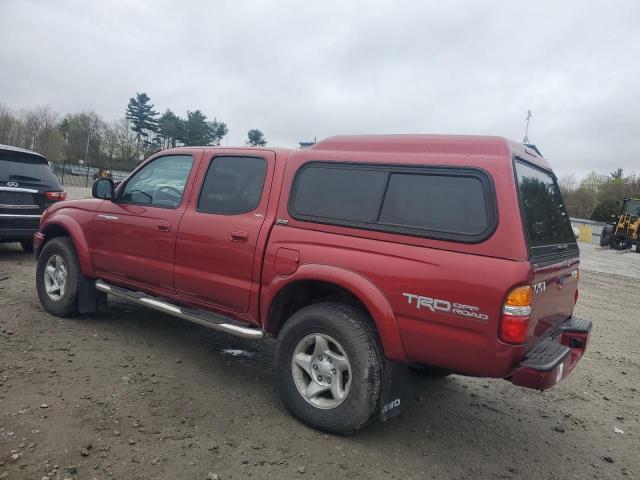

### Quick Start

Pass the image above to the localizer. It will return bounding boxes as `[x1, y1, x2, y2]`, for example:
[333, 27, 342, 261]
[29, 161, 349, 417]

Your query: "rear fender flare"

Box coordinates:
[262, 264, 406, 362]
[41, 215, 95, 277]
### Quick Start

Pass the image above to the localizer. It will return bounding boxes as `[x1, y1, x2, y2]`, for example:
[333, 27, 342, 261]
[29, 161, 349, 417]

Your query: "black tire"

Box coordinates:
[409, 364, 452, 377]
[612, 233, 632, 250]
[600, 225, 614, 247]
[36, 237, 80, 317]
[20, 239, 34, 253]
[274, 302, 384, 435]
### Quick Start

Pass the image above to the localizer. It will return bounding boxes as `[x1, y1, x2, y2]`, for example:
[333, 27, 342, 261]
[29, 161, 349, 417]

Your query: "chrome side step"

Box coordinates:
[95, 279, 264, 340]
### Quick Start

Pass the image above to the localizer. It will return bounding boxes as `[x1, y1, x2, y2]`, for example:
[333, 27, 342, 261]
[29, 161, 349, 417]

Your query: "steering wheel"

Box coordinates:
[127, 188, 153, 203]
[154, 185, 183, 205]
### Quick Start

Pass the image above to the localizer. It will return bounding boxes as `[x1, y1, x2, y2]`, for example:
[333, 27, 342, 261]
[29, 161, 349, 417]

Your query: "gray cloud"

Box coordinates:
[1, 0, 638, 178]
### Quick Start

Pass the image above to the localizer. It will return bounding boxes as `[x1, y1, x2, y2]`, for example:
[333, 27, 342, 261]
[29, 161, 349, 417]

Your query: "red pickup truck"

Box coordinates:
[34, 135, 591, 434]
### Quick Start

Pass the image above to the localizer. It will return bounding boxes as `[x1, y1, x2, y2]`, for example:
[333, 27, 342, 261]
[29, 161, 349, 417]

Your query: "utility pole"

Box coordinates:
[84, 127, 91, 188]
[523, 110, 532, 144]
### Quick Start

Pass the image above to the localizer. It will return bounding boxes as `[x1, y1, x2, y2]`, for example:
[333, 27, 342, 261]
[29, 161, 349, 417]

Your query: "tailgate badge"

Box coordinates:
[7, 181, 19, 187]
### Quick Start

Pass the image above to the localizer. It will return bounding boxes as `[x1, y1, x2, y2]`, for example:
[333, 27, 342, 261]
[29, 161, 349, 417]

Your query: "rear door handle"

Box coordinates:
[231, 231, 248, 242]
[156, 222, 171, 232]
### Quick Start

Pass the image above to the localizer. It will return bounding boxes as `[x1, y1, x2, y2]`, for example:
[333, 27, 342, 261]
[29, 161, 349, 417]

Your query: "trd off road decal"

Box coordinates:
[402, 293, 489, 321]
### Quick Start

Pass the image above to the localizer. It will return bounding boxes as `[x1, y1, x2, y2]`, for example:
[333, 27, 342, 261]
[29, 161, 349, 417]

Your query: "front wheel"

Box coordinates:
[36, 237, 80, 317]
[612, 233, 632, 250]
[274, 302, 384, 434]
[600, 225, 614, 247]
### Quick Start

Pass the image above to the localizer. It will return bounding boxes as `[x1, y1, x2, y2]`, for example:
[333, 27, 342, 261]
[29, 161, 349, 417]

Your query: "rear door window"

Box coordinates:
[514, 160, 578, 258]
[289, 162, 496, 242]
[197, 156, 267, 214]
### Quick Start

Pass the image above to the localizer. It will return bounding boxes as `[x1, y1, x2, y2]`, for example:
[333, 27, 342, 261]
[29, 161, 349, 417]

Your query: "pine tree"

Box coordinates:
[181, 110, 211, 146]
[157, 109, 183, 148]
[246, 129, 267, 146]
[125, 93, 159, 156]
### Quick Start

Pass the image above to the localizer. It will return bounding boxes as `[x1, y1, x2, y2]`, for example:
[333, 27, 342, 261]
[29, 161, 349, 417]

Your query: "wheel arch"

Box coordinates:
[40, 215, 95, 277]
[262, 264, 406, 362]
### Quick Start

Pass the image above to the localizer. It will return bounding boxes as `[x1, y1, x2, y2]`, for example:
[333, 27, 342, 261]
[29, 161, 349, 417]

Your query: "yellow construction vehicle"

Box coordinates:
[600, 197, 640, 251]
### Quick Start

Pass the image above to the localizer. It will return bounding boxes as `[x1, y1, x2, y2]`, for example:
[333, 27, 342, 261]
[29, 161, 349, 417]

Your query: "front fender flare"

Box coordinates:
[262, 264, 406, 362]
[41, 214, 95, 278]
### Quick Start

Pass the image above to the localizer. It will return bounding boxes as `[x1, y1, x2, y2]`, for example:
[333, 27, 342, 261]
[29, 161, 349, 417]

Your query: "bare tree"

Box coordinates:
[0, 104, 64, 160]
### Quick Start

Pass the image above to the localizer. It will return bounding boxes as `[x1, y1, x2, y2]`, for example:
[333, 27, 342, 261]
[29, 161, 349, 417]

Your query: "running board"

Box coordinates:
[95, 279, 264, 340]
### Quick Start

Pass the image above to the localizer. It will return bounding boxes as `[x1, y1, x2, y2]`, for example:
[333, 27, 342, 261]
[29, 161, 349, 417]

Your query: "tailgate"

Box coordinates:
[527, 254, 579, 349]
[513, 159, 580, 349]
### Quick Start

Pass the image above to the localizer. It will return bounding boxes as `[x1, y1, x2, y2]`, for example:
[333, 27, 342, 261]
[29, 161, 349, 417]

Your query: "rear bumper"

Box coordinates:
[0, 214, 40, 242]
[0, 214, 40, 241]
[509, 316, 592, 390]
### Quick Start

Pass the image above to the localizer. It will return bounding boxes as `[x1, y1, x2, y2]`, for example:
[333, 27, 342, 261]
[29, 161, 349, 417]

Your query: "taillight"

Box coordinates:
[500, 285, 532, 344]
[46, 191, 67, 201]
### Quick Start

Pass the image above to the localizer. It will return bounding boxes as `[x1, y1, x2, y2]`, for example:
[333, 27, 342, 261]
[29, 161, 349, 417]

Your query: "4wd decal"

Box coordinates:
[402, 293, 489, 321]
[533, 281, 546, 294]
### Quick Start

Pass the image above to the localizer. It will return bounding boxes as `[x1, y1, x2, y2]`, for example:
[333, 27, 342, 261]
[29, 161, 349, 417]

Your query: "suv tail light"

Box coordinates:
[46, 191, 67, 201]
[500, 285, 532, 344]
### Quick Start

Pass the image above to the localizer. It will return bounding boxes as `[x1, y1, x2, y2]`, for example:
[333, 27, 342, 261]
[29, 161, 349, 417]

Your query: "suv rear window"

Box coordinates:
[514, 160, 578, 258]
[289, 162, 496, 242]
[0, 153, 58, 185]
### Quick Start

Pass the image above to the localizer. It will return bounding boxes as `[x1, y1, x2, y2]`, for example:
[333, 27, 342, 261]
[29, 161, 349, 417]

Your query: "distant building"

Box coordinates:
[298, 137, 317, 149]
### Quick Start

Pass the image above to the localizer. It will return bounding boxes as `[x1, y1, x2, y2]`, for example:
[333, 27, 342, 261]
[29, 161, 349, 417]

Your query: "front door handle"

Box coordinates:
[156, 222, 171, 232]
[230, 231, 248, 242]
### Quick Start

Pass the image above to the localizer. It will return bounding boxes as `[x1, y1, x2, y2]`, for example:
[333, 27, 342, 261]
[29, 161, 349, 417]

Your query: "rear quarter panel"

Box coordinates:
[263, 227, 532, 376]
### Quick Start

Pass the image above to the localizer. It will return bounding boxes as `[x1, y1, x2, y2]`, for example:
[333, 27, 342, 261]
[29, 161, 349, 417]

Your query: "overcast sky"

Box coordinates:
[1, 0, 638, 178]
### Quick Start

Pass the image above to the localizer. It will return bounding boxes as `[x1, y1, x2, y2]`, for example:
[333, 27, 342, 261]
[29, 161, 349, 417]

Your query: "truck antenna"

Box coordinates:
[523, 109, 532, 144]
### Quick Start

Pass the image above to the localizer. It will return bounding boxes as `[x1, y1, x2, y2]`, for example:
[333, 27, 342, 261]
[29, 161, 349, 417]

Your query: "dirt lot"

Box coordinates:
[1, 245, 638, 480]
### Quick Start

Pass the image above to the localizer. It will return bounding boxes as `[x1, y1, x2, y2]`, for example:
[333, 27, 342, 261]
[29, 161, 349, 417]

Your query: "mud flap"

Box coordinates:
[379, 360, 408, 422]
[78, 276, 108, 314]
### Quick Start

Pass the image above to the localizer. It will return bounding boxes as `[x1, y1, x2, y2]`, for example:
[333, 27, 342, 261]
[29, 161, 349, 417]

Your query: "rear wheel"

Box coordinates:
[274, 302, 383, 434]
[36, 237, 80, 317]
[20, 239, 34, 253]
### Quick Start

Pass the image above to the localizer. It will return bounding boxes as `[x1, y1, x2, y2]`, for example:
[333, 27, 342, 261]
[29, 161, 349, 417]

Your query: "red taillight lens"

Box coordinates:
[574, 289, 579, 304]
[500, 315, 530, 344]
[500, 286, 532, 344]
[46, 191, 67, 201]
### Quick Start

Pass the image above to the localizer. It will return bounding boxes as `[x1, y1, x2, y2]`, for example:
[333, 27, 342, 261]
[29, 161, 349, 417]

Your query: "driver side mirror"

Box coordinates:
[92, 178, 115, 200]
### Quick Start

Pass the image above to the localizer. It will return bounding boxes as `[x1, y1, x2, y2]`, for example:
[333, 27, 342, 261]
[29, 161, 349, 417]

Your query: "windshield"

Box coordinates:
[515, 160, 578, 259]
[622, 199, 640, 216]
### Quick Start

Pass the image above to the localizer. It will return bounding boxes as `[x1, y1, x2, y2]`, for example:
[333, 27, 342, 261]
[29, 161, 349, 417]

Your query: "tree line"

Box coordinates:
[559, 169, 640, 221]
[0, 93, 268, 172]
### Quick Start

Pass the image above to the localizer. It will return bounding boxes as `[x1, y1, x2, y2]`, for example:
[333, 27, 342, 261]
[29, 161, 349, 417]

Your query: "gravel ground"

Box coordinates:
[62, 187, 91, 201]
[578, 242, 640, 280]
[0, 244, 638, 480]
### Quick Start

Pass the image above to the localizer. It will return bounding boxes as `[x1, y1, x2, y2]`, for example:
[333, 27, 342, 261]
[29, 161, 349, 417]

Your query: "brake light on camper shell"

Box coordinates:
[500, 285, 532, 344]
[46, 191, 67, 201]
